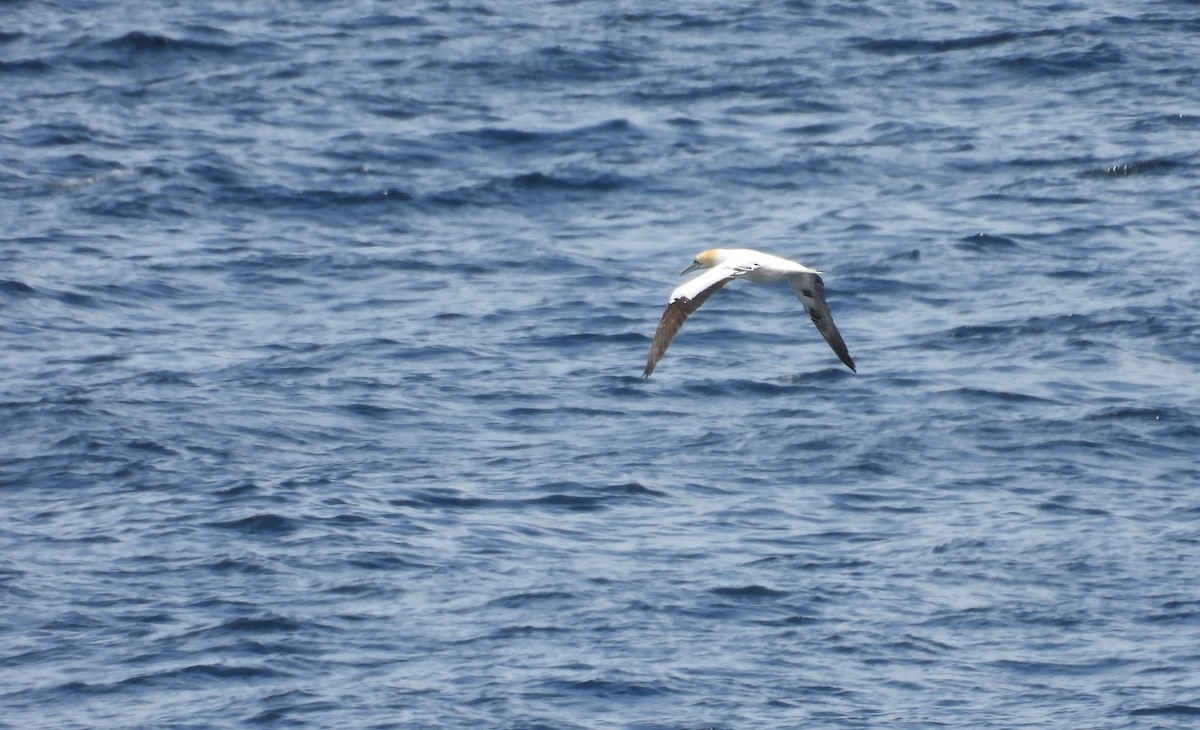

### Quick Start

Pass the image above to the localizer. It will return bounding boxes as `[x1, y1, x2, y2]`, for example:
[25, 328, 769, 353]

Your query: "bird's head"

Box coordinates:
[680, 248, 725, 275]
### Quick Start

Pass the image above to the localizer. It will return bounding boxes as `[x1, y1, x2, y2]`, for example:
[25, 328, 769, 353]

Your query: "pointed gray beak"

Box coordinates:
[680, 261, 702, 276]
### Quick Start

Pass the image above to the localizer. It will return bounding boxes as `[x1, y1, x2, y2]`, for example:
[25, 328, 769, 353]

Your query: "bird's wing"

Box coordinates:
[643, 263, 756, 378]
[788, 272, 856, 372]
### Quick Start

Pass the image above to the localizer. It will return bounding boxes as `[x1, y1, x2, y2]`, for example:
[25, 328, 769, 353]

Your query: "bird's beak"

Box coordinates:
[680, 261, 701, 276]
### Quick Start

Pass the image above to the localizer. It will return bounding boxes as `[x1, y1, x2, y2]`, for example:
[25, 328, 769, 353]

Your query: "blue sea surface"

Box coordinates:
[3, 2, 1200, 728]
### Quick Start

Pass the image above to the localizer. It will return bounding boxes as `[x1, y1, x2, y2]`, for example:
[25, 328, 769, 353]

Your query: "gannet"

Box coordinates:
[643, 248, 856, 378]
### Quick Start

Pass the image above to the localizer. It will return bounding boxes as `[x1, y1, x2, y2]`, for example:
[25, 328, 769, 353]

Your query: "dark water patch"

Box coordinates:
[125, 438, 179, 457]
[722, 157, 847, 190]
[939, 387, 1057, 406]
[970, 192, 1098, 207]
[430, 169, 635, 208]
[754, 613, 820, 628]
[541, 676, 676, 698]
[487, 591, 576, 609]
[530, 45, 645, 83]
[983, 436, 1111, 459]
[942, 313, 1149, 348]
[0, 58, 51, 75]
[837, 460, 896, 480]
[599, 481, 665, 499]
[1045, 269, 1096, 280]
[438, 119, 644, 157]
[991, 42, 1127, 78]
[1162, 113, 1200, 128]
[95, 31, 234, 56]
[883, 248, 921, 263]
[512, 171, 632, 193]
[345, 552, 430, 572]
[1082, 406, 1177, 422]
[245, 696, 344, 726]
[1001, 154, 1099, 171]
[476, 624, 570, 642]
[954, 233, 1020, 252]
[0, 279, 36, 297]
[1129, 705, 1200, 717]
[617, 10, 734, 31]
[432, 43, 646, 88]
[46, 679, 123, 697]
[115, 370, 199, 389]
[457, 126, 556, 148]
[710, 584, 789, 600]
[833, 490, 923, 513]
[321, 512, 374, 528]
[213, 183, 414, 215]
[215, 251, 443, 283]
[338, 13, 430, 31]
[353, 93, 430, 121]
[77, 189, 194, 220]
[219, 614, 307, 634]
[852, 30, 1024, 56]
[1081, 157, 1181, 177]
[690, 373, 853, 397]
[37, 610, 111, 632]
[205, 557, 278, 576]
[516, 331, 646, 351]
[988, 657, 1129, 676]
[1144, 599, 1200, 623]
[862, 120, 959, 146]
[625, 78, 793, 104]
[338, 402, 418, 420]
[1036, 495, 1111, 517]
[931, 538, 989, 556]
[527, 493, 609, 512]
[18, 121, 101, 148]
[119, 662, 292, 687]
[46, 160, 162, 195]
[185, 159, 253, 189]
[40, 286, 105, 309]
[941, 323, 1013, 342]
[1163, 423, 1200, 442]
[213, 481, 263, 499]
[783, 122, 845, 137]
[842, 276, 924, 303]
[27, 280, 187, 313]
[321, 582, 390, 597]
[404, 481, 660, 514]
[72, 30, 277, 71]
[206, 514, 301, 535]
[890, 634, 953, 656]
[402, 490, 528, 511]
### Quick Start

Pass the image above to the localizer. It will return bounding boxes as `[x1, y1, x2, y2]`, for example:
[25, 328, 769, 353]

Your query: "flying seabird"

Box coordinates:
[643, 248, 856, 378]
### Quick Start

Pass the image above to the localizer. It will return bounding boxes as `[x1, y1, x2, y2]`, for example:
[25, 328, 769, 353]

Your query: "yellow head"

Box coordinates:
[680, 248, 724, 275]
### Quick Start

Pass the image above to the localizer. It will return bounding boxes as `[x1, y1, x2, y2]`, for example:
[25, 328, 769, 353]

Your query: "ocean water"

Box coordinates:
[3, 1, 1200, 728]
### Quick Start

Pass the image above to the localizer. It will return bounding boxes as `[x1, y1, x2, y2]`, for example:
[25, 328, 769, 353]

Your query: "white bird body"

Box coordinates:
[644, 248, 856, 378]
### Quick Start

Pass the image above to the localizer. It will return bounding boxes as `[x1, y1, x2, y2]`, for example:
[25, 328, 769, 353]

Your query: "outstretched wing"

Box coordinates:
[643, 264, 755, 378]
[788, 272, 856, 372]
